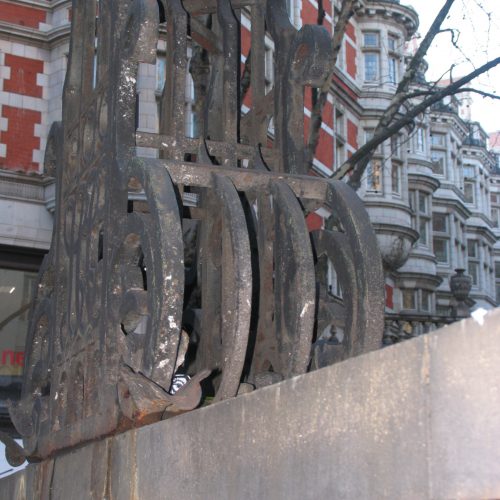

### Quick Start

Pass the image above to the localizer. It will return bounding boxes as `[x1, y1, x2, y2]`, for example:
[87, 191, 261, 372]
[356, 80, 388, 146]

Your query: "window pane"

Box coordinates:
[92, 52, 98, 89]
[391, 135, 400, 157]
[433, 238, 448, 263]
[431, 133, 445, 146]
[286, 0, 295, 21]
[388, 35, 397, 51]
[495, 262, 500, 279]
[367, 162, 382, 191]
[402, 289, 416, 309]
[468, 261, 479, 286]
[335, 140, 345, 168]
[364, 53, 379, 81]
[463, 165, 475, 178]
[391, 162, 400, 194]
[418, 192, 427, 214]
[363, 32, 379, 47]
[464, 182, 474, 203]
[336, 41, 345, 70]
[419, 219, 428, 245]
[421, 290, 431, 311]
[416, 127, 425, 152]
[467, 240, 478, 257]
[264, 46, 274, 93]
[388, 57, 397, 84]
[492, 208, 499, 228]
[431, 151, 446, 175]
[436, 304, 450, 315]
[156, 56, 166, 92]
[335, 108, 345, 137]
[432, 213, 448, 232]
[327, 259, 342, 298]
[409, 190, 415, 211]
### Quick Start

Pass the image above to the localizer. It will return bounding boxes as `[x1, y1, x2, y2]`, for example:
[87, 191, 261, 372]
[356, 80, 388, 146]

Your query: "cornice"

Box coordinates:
[393, 271, 443, 290]
[384, 311, 457, 323]
[0, 169, 54, 206]
[44, 22, 70, 47]
[359, 89, 394, 108]
[407, 172, 440, 193]
[407, 154, 434, 169]
[461, 145, 496, 170]
[0, 21, 70, 48]
[372, 222, 419, 242]
[0, 168, 52, 185]
[430, 111, 469, 140]
[468, 291, 497, 307]
[0, 21, 45, 45]
[364, 199, 412, 215]
[432, 191, 472, 220]
[356, 1, 419, 39]
[465, 218, 497, 243]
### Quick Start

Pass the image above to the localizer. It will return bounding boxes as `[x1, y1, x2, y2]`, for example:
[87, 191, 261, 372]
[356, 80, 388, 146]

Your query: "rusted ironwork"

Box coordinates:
[4, 0, 384, 462]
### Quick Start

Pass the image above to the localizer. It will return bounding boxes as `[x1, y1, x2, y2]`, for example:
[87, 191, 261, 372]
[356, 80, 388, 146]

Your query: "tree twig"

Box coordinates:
[332, 56, 500, 182]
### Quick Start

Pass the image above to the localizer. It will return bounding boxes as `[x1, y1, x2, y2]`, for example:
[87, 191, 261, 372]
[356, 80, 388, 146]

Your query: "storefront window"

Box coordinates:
[0, 246, 44, 431]
[0, 268, 36, 371]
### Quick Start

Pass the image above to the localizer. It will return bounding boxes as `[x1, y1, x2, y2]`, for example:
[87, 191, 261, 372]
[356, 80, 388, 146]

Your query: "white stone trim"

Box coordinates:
[240, 12, 251, 31]
[313, 157, 333, 176]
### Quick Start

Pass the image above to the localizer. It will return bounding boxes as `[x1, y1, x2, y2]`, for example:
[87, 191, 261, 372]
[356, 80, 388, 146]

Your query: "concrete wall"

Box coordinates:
[2, 309, 500, 499]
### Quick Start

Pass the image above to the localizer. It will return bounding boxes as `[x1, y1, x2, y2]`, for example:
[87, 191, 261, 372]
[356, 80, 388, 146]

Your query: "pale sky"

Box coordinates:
[407, 0, 500, 134]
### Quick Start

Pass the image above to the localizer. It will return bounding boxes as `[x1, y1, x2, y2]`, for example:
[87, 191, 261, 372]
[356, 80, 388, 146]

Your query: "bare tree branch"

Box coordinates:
[406, 87, 500, 100]
[332, 55, 500, 182]
[439, 28, 460, 47]
[395, 83, 500, 102]
[439, 27, 479, 70]
[450, 87, 500, 101]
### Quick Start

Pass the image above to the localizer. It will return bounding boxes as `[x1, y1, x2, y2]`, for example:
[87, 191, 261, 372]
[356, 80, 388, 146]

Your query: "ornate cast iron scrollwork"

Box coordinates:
[5, 0, 384, 462]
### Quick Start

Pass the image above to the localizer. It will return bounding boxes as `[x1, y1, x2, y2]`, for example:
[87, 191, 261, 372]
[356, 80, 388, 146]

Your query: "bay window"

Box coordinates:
[410, 190, 431, 247]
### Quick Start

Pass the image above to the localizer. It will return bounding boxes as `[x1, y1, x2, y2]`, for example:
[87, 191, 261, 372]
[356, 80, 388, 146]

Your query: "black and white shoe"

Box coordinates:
[169, 373, 190, 395]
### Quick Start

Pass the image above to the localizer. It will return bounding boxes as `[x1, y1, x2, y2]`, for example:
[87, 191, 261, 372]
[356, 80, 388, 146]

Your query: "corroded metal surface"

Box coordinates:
[5, 0, 384, 462]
